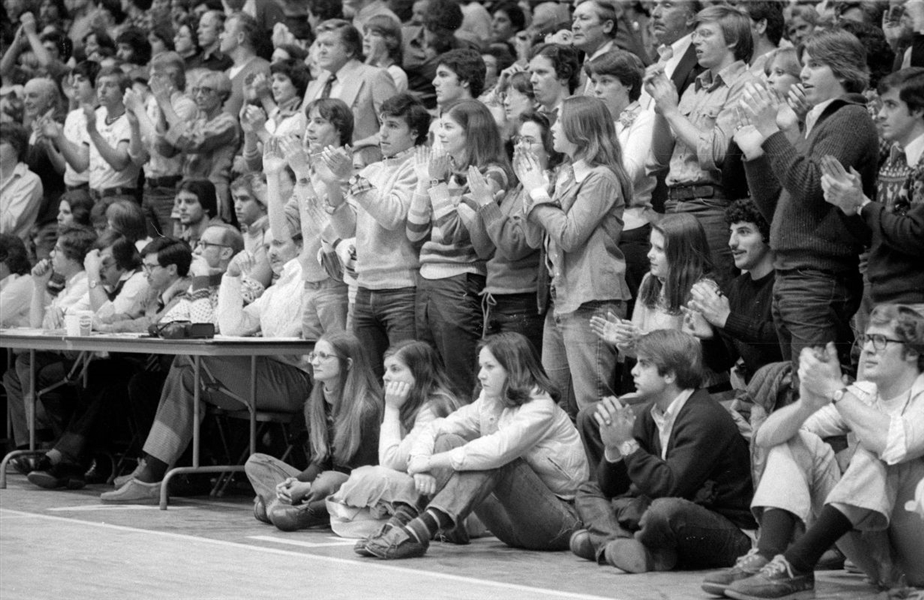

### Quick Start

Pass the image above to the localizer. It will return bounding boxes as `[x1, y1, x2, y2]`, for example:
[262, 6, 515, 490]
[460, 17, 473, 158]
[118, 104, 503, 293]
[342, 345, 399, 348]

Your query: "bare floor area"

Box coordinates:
[0, 474, 892, 600]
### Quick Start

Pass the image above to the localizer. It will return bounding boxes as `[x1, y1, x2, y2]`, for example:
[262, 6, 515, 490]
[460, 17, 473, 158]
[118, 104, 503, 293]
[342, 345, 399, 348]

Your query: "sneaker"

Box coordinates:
[603, 538, 677, 573]
[113, 458, 146, 488]
[27, 462, 87, 490]
[725, 555, 815, 600]
[702, 548, 770, 596]
[570, 529, 597, 561]
[364, 526, 429, 560]
[100, 478, 160, 503]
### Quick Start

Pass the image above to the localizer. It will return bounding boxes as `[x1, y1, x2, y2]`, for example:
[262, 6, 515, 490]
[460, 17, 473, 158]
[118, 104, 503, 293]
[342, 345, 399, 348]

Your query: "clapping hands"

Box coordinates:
[589, 311, 639, 348]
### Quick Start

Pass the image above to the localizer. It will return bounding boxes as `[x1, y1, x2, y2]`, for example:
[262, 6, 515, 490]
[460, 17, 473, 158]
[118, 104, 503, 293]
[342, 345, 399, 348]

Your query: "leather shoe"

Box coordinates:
[355, 523, 394, 557]
[27, 462, 86, 490]
[269, 501, 329, 532]
[603, 538, 677, 573]
[9, 455, 50, 476]
[365, 526, 429, 560]
[569, 529, 597, 561]
[253, 496, 270, 523]
[100, 478, 160, 503]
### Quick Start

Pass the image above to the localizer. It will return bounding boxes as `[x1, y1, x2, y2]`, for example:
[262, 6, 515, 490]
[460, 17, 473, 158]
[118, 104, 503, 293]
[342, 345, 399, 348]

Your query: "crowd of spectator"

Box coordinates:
[1, 0, 923, 598]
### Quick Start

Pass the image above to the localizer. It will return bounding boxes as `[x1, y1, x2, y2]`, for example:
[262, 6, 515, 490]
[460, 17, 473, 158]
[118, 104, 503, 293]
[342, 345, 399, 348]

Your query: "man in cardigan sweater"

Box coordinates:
[735, 29, 878, 370]
[820, 67, 924, 317]
[571, 330, 755, 573]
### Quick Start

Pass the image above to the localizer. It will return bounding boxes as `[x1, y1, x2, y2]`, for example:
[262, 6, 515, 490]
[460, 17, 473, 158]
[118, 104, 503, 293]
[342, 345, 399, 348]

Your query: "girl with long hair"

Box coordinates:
[468, 110, 562, 354]
[363, 15, 407, 93]
[590, 213, 728, 389]
[327, 341, 462, 537]
[245, 331, 383, 532]
[407, 98, 513, 397]
[520, 95, 632, 418]
[356, 332, 587, 559]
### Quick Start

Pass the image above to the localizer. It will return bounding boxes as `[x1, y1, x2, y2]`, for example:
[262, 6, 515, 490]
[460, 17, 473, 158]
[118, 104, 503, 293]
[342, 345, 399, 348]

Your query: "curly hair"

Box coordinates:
[724, 199, 770, 243]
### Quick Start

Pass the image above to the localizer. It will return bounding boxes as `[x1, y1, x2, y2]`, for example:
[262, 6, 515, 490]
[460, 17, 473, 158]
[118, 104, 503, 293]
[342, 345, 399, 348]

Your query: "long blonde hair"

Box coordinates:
[306, 332, 383, 466]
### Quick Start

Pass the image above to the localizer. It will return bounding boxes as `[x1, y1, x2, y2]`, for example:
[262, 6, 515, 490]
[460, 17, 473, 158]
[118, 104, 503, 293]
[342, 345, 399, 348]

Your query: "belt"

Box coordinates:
[667, 184, 725, 201]
[65, 183, 89, 192]
[146, 175, 182, 189]
[90, 187, 138, 200]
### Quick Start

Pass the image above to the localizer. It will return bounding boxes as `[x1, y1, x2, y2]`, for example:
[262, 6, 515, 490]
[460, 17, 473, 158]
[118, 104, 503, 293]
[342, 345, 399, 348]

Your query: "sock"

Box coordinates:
[45, 449, 62, 465]
[404, 509, 452, 544]
[135, 455, 168, 483]
[783, 506, 852, 574]
[756, 509, 798, 560]
[389, 502, 420, 528]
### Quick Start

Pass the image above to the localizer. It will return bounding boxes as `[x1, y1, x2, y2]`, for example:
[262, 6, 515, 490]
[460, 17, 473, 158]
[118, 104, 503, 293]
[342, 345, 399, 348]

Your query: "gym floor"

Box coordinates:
[0, 473, 892, 600]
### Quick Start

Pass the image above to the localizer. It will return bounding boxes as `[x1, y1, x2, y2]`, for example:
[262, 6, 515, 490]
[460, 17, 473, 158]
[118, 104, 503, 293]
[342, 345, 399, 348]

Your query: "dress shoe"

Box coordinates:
[9, 455, 50, 476]
[269, 501, 329, 532]
[27, 462, 87, 490]
[253, 496, 270, 524]
[603, 538, 677, 573]
[569, 529, 597, 561]
[84, 455, 114, 485]
[100, 478, 160, 503]
[355, 523, 396, 557]
[364, 526, 429, 560]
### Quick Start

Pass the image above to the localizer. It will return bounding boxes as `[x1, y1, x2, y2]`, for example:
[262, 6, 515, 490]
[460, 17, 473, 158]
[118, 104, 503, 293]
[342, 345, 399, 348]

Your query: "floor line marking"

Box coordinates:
[248, 534, 357, 548]
[0, 508, 618, 600]
[46, 505, 193, 512]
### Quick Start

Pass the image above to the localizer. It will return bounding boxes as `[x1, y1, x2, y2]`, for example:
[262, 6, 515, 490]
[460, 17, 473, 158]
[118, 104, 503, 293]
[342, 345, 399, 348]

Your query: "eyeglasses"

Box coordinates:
[308, 350, 340, 363]
[142, 262, 162, 273]
[857, 333, 905, 352]
[192, 86, 218, 96]
[196, 240, 230, 250]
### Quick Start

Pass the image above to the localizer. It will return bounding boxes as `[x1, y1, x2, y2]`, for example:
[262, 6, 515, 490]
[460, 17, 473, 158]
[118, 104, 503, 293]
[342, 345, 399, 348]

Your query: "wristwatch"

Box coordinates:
[619, 440, 640, 457]
[830, 387, 849, 404]
[88, 280, 100, 289]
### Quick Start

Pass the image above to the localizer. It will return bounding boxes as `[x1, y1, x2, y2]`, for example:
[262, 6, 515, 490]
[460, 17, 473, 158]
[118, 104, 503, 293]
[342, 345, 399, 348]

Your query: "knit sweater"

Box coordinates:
[744, 98, 878, 274]
[406, 165, 508, 281]
[329, 150, 420, 290]
[863, 182, 924, 304]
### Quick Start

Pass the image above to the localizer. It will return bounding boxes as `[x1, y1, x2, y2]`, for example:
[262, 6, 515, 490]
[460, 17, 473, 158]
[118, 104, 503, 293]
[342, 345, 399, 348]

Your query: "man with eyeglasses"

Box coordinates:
[704, 304, 924, 599]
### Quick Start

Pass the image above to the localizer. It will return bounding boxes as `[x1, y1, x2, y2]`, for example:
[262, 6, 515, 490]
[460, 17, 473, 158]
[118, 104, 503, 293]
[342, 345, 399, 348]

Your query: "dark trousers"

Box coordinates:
[352, 286, 417, 379]
[482, 291, 544, 355]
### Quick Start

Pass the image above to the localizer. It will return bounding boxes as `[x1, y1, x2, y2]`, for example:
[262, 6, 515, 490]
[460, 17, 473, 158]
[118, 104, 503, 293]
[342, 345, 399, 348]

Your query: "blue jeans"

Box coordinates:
[302, 279, 349, 341]
[667, 198, 736, 286]
[542, 300, 625, 420]
[427, 434, 581, 551]
[352, 286, 417, 379]
[416, 273, 485, 398]
[482, 292, 544, 355]
[575, 483, 751, 568]
[142, 183, 179, 237]
[772, 268, 862, 368]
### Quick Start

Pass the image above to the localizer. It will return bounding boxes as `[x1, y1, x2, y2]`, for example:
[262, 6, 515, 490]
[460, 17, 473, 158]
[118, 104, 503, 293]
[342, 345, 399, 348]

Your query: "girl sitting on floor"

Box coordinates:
[326, 341, 462, 538]
[356, 332, 588, 559]
[245, 331, 383, 531]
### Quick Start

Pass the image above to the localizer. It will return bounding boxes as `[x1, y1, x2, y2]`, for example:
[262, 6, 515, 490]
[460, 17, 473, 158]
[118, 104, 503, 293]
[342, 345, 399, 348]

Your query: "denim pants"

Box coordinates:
[142, 183, 179, 237]
[352, 286, 417, 378]
[575, 482, 751, 568]
[427, 433, 581, 551]
[416, 274, 485, 398]
[482, 291, 544, 355]
[667, 198, 735, 286]
[542, 300, 625, 420]
[302, 279, 349, 341]
[772, 268, 862, 368]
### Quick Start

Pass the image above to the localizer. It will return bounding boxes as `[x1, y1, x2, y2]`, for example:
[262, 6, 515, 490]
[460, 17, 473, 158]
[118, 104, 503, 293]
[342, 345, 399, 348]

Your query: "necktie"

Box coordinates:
[320, 74, 336, 99]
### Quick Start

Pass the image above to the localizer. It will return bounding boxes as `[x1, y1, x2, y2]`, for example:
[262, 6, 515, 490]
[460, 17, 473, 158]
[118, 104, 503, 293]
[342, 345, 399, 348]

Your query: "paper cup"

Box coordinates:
[65, 314, 81, 336]
[77, 310, 93, 336]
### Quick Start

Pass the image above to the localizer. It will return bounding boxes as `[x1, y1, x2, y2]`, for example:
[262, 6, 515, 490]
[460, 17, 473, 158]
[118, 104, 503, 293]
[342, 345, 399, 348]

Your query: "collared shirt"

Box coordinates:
[142, 91, 197, 178]
[166, 110, 239, 203]
[665, 60, 756, 186]
[650, 388, 695, 460]
[0, 162, 43, 241]
[640, 33, 693, 109]
[1, 273, 33, 328]
[904, 132, 924, 167]
[96, 269, 149, 322]
[42, 271, 90, 329]
[805, 98, 837, 137]
[266, 96, 305, 137]
[616, 102, 655, 229]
